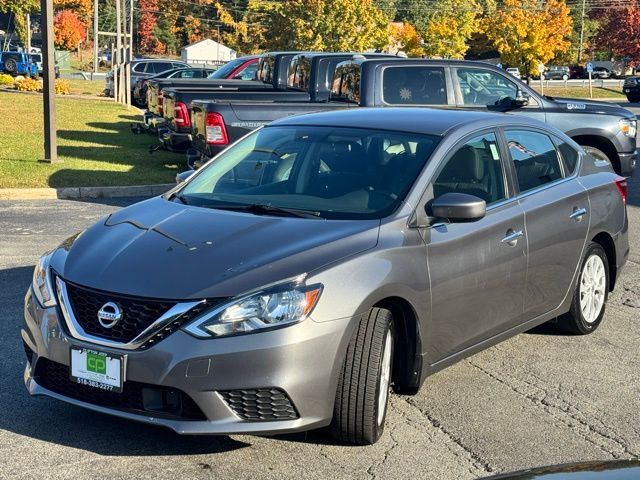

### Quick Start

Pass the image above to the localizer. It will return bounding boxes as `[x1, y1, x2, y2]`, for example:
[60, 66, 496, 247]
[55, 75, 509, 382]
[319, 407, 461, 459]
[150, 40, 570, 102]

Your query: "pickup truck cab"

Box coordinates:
[329, 58, 636, 176]
[0, 51, 37, 77]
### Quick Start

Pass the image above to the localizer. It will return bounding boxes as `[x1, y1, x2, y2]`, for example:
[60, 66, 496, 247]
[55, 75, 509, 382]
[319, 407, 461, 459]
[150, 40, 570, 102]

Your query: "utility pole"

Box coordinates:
[39, 0, 59, 163]
[115, 0, 122, 103]
[93, 0, 99, 72]
[26, 13, 31, 52]
[578, 0, 586, 63]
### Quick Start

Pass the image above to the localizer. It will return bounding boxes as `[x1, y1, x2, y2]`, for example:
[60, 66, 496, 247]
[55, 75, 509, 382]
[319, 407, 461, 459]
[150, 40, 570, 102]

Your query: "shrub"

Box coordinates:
[0, 73, 13, 86]
[55, 79, 71, 95]
[15, 77, 43, 92]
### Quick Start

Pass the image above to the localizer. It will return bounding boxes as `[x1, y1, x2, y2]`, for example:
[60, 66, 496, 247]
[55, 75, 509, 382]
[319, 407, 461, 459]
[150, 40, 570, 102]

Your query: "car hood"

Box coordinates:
[548, 97, 635, 118]
[52, 197, 380, 299]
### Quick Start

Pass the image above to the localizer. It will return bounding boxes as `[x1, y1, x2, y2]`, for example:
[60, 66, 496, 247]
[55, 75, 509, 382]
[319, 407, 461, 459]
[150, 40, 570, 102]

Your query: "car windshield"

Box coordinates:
[209, 58, 247, 79]
[180, 126, 440, 220]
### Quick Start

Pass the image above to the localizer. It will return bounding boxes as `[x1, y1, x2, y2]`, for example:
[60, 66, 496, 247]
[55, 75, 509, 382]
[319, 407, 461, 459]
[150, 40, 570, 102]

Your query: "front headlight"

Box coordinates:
[619, 118, 637, 138]
[32, 253, 56, 308]
[183, 281, 323, 338]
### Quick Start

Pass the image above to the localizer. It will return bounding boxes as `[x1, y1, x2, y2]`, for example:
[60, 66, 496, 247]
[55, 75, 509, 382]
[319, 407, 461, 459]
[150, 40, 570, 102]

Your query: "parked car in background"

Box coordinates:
[506, 67, 521, 79]
[132, 67, 217, 107]
[0, 51, 37, 76]
[106, 58, 190, 97]
[23, 108, 629, 445]
[30, 53, 42, 74]
[570, 65, 585, 79]
[623, 76, 640, 102]
[208, 55, 260, 80]
[592, 66, 612, 79]
[543, 65, 570, 80]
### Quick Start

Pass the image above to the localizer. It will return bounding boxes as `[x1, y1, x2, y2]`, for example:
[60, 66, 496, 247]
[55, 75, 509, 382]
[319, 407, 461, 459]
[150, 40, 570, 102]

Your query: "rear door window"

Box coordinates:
[382, 67, 447, 105]
[505, 130, 564, 193]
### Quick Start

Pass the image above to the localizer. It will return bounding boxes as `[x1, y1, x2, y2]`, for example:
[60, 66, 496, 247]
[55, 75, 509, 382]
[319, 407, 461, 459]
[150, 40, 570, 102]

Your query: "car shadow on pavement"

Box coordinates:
[0, 265, 249, 456]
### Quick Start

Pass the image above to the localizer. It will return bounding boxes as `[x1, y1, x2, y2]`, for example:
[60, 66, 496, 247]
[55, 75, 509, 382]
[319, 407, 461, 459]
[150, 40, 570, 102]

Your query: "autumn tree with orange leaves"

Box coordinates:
[483, 0, 572, 78]
[54, 9, 87, 50]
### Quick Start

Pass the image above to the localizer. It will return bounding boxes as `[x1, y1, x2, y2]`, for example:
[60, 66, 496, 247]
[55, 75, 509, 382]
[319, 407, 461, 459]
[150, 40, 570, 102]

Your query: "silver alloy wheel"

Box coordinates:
[579, 254, 606, 324]
[377, 328, 393, 426]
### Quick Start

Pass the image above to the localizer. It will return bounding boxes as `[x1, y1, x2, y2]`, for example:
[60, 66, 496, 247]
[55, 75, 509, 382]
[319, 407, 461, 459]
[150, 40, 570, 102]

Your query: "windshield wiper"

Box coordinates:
[209, 203, 322, 219]
[166, 191, 188, 205]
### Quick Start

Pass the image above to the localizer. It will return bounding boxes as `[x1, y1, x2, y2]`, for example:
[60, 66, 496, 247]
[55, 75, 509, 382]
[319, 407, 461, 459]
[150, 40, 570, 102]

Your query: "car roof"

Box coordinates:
[269, 108, 552, 137]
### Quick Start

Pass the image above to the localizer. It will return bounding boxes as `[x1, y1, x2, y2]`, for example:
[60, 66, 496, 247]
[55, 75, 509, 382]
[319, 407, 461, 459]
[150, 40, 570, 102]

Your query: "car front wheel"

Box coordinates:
[331, 307, 394, 445]
[556, 242, 609, 334]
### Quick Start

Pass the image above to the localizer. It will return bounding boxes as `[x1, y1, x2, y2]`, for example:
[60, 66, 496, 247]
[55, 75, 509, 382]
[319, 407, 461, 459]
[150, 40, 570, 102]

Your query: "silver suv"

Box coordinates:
[105, 58, 190, 97]
[23, 108, 628, 445]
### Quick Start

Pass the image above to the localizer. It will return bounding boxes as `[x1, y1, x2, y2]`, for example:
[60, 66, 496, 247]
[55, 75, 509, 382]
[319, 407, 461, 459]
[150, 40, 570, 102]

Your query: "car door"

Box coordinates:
[421, 131, 527, 363]
[452, 66, 546, 123]
[504, 129, 590, 318]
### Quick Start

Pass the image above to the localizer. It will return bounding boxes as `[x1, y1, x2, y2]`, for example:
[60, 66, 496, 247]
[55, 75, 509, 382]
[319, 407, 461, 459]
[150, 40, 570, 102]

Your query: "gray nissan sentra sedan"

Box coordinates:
[23, 108, 629, 445]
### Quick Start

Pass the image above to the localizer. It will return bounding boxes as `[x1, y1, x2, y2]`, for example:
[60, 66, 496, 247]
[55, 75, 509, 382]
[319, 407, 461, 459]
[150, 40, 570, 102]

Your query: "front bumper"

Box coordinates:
[22, 289, 352, 435]
[618, 151, 637, 177]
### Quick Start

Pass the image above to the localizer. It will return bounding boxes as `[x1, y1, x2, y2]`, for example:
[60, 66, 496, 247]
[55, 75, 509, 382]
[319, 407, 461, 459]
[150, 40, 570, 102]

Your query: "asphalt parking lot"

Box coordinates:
[0, 171, 639, 479]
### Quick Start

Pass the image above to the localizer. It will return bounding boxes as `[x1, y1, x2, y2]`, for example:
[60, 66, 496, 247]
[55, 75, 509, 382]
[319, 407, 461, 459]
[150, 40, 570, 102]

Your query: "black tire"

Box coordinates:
[330, 307, 394, 445]
[626, 96, 640, 103]
[556, 242, 609, 335]
[4, 58, 17, 73]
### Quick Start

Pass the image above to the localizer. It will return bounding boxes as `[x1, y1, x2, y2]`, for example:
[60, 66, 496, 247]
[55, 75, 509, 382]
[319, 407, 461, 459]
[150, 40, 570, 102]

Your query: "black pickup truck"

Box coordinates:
[328, 58, 636, 176]
[161, 53, 396, 154]
[187, 58, 637, 176]
[144, 52, 303, 123]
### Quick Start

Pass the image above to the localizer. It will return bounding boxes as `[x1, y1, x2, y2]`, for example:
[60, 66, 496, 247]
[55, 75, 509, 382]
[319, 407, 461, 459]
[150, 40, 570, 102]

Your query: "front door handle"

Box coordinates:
[569, 207, 587, 221]
[501, 229, 524, 246]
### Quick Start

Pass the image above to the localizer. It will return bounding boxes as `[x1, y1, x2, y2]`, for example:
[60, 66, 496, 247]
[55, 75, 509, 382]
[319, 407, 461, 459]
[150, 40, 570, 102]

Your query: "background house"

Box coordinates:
[180, 39, 236, 66]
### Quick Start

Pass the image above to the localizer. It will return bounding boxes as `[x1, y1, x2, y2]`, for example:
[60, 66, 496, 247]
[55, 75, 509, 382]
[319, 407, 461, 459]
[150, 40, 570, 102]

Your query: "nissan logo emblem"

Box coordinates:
[97, 302, 123, 328]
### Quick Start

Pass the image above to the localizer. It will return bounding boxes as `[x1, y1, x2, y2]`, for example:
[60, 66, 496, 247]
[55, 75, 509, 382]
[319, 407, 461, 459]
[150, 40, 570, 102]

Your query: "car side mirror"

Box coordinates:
[513, 90, 529, 107]
[430, 192, 486, 222]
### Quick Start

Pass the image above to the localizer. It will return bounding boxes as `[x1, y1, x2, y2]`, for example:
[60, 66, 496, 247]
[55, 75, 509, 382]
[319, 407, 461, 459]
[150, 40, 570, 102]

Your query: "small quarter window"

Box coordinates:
[506, 130, 563, 193]
[556, 140, 579, 174]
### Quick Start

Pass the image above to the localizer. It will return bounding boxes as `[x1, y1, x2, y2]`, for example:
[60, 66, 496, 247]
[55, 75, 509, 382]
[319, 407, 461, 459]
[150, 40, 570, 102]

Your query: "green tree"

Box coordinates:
[217, 0, 390, 53]
[0, 0, 40, 45]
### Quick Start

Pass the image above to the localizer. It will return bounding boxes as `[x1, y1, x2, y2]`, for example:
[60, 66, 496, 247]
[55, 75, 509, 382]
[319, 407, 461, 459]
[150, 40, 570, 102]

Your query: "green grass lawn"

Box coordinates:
[0, 91, 181, 188]
[531, 85, 625, 99]
[66, 78, 106, 96]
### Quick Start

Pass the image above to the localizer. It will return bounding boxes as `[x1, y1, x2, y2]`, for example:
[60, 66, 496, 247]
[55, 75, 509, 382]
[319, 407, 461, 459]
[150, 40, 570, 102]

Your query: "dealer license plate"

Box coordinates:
[70, 347, 124, 393]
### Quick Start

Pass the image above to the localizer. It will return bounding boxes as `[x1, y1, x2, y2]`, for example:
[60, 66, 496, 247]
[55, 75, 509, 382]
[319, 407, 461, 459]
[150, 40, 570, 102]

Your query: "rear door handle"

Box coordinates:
[569, 207, 587, 221]
[501, 229, 524, 246]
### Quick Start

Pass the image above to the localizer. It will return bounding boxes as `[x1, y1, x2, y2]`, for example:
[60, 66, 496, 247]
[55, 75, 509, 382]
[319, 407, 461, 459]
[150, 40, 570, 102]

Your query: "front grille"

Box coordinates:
[219, 388, 299, 421]
[35, 358, 206, 421]
[63, 281, 175, 343]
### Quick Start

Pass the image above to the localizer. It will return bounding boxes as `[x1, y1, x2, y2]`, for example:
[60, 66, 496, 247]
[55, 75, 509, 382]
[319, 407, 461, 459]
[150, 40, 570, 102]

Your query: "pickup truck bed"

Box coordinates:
[189, 100, 355, 167]
[160, 89, 314, 151]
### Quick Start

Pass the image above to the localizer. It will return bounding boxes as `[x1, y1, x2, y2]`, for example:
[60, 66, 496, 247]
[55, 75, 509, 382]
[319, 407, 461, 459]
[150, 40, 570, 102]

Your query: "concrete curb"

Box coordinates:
[0, 184, 175, 200]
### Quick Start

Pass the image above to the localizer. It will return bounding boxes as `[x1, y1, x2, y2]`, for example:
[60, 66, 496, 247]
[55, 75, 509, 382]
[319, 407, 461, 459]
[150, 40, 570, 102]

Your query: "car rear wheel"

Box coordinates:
[556, 242, 609, 334]
[3, 58, 17, 73]
[330, 307, 394, 445]
[626, 96, 640, 103]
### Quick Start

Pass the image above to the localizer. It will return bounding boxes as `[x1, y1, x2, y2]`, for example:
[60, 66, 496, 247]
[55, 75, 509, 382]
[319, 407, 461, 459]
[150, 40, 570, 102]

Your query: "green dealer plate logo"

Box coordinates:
[86, 352, 107, 374]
